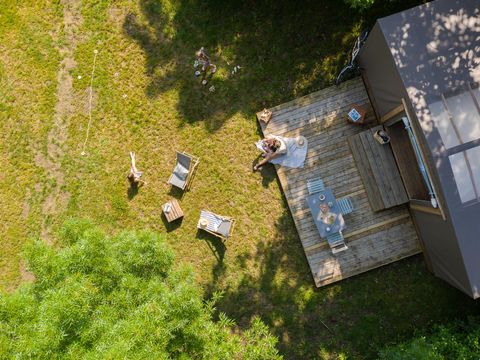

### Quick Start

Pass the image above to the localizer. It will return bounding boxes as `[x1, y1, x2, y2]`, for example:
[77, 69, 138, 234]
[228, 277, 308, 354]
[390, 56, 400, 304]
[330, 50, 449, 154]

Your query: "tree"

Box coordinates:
[0, 219, 281, 359]
[344, 0, 375, 10]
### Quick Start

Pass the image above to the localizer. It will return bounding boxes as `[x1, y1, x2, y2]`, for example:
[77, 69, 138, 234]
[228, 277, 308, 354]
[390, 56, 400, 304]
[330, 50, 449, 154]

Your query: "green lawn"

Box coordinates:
[1, 0, 478, 358]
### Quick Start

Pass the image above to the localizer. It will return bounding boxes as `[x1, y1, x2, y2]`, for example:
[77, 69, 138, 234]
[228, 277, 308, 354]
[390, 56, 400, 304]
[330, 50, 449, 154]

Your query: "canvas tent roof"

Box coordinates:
[358, 0, 480, 298]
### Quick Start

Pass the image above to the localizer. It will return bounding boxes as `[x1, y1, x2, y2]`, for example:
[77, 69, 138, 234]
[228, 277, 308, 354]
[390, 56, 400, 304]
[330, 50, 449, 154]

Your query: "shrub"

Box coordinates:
[344, 0, 375, 10]
[0, 219, 281, 359]
[379, 318, 480, 360]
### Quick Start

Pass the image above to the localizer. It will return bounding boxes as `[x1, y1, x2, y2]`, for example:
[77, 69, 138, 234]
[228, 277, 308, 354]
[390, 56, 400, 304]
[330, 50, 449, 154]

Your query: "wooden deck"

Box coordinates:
[258, 78, 421, 287]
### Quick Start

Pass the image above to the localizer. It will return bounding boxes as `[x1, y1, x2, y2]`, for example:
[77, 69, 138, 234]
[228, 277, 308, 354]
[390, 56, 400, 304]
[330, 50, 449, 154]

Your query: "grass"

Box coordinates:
[1, 0, 479, 358]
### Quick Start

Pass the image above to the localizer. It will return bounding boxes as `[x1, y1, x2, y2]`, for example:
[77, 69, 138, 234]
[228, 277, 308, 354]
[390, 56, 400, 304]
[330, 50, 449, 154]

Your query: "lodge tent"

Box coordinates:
[358, 0, 480, 298]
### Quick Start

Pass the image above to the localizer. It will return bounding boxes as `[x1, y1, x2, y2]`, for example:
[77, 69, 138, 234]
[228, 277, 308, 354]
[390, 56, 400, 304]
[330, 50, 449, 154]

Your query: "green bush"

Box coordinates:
[344, 0, 375, 10]
[0, 219, 281, 359]
[379, 318, 480, 360]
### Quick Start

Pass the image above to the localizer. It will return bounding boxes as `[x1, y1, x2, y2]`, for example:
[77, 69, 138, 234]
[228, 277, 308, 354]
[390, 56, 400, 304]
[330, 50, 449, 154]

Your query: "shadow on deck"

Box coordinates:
[258, 78, 421, 287]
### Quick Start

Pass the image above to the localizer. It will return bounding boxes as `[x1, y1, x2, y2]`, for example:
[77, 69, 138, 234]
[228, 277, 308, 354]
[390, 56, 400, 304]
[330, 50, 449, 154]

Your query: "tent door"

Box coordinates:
[380, 103, 404, 124]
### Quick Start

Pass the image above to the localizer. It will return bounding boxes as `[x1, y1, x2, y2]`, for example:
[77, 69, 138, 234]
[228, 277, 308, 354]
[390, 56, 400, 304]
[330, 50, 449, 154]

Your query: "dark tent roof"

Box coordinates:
[359, 0, 480, 298]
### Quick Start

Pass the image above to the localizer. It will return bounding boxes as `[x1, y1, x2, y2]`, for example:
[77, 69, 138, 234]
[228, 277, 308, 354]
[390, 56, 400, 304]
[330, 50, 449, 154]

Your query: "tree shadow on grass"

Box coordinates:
[124, 0, 428, 133]
[206, 200, 479, 359]
[124, 0, 384, 132]
[196, 229, 227, 285]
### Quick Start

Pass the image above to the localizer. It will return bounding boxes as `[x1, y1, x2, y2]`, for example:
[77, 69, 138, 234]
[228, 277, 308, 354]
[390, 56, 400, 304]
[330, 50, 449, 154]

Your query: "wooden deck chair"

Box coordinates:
[307, 178, 325, 195]
[326, 231, 348, 254]
[168, 151, 199, 191]
[197, 210, 235, 240]
[337, 196, 354, 215]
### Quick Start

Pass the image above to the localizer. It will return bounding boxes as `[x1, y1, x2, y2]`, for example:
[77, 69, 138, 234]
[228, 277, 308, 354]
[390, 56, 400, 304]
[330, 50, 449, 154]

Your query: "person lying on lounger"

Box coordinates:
[127, 151, 146, 187]
[253, 134, 288, 171]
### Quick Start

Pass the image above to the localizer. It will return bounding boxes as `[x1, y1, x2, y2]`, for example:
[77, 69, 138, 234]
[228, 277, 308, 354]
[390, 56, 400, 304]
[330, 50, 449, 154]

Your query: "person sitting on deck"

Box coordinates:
[127, 151, 146, 187]
[253, 134, 288, 171]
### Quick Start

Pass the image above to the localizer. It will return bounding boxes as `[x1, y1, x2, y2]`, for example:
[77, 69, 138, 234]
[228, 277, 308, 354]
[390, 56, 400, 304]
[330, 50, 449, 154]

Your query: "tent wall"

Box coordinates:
[452, 209, 480, 299]
[378, 0, 480, 299]
[358, 23, 405, 118]
[430, 136, 480, 299]
[405, 96, 473, 298]
[358, 10, 478, 298]
[410, 208, 473, 297]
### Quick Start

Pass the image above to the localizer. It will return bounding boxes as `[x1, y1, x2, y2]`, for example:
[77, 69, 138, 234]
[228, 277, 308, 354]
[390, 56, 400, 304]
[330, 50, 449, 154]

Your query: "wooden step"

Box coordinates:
[348, 126, 408, 211]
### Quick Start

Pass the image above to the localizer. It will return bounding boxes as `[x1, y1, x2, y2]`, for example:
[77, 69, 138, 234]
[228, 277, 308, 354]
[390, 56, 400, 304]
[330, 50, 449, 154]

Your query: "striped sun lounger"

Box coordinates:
[197, 210, 235, 240]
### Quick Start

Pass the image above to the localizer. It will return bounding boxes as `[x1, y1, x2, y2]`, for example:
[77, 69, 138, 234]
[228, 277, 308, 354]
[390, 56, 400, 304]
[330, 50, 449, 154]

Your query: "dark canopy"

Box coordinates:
[358, 0, 480, 298]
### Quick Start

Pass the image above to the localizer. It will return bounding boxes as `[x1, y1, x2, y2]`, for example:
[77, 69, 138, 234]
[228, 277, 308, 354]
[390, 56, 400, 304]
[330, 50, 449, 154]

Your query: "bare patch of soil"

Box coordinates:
[21, 188, 31, 219]
[35, 0, 84, 242]
[108, 7, 127, 28]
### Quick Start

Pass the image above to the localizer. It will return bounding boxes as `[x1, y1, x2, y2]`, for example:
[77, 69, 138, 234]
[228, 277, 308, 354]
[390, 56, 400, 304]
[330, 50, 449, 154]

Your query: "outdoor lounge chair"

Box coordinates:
[326, 231, 348, 254]
[307, 178, 325, 195]
[337, 196, 354, 215]
[197, 210, 235, 240]
[168, 151, 199, 191]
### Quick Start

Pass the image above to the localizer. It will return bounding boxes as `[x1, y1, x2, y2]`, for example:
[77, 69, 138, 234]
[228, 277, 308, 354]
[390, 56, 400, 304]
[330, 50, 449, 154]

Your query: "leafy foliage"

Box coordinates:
[344, 0, 375, 10]
[379, 318, 480, 360]
[0, 219, 281, 359]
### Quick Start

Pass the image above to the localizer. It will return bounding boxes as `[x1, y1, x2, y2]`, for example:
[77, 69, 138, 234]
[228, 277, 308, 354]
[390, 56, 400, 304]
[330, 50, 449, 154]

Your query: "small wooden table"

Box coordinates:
[162, 199, 184, 222]
[347, 104, 367, 125]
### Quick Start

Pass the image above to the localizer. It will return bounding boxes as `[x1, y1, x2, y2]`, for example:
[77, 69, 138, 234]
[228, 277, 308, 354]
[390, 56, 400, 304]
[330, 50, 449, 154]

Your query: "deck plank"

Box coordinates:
[371, 128, 408, 205]
[258, 77, 421, 288]
[348, 134, 384, 211]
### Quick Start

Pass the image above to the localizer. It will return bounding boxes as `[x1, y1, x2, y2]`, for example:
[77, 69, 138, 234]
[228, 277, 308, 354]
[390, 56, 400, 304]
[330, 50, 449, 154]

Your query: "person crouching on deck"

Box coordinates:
[253, 134, 288, 171]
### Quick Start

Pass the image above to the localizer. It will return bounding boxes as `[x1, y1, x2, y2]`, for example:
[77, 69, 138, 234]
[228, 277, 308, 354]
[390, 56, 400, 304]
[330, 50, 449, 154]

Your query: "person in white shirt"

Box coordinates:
[253, 134, 288, 171]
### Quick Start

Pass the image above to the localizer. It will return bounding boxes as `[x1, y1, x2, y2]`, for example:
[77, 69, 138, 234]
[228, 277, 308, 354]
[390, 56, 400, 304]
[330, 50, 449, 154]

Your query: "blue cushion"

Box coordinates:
[173, 163, 189, 181]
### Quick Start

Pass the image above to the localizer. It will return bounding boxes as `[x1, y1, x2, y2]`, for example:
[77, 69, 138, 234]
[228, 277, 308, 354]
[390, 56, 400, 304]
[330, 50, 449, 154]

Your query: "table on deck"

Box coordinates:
[306, 188, 345, 238]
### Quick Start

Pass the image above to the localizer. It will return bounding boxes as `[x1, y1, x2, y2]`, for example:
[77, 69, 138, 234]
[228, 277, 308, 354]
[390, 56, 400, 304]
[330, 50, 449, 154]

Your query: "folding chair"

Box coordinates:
[326, 231, 348, 254]
[337, 196, 354, 215]
[197, 210, 235, 240]
[168, 151, 199, 191]
[307, 178, 325, 194]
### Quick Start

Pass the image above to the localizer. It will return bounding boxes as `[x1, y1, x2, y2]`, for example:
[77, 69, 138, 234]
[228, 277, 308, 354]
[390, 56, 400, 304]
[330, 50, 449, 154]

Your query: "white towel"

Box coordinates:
[256, 140, 268, 153]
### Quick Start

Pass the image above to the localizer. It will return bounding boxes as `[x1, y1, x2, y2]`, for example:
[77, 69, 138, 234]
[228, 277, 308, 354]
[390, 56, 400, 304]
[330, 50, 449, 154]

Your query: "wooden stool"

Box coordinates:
[162, 199, 184, 222]
[257, 108, 272, 124]
[347, 104, 367, 125]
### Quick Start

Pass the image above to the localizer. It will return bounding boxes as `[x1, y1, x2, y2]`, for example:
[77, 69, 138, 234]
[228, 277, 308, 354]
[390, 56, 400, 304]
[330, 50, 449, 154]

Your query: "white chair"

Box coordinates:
[168, 151, 199, 191]
[337, 197, 354, 215]
[326, 232, 348, 254]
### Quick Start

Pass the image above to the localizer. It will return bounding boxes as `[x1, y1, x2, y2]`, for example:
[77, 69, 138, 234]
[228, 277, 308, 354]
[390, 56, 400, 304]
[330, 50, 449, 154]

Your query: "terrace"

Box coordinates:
[258, 78, 421, 287]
